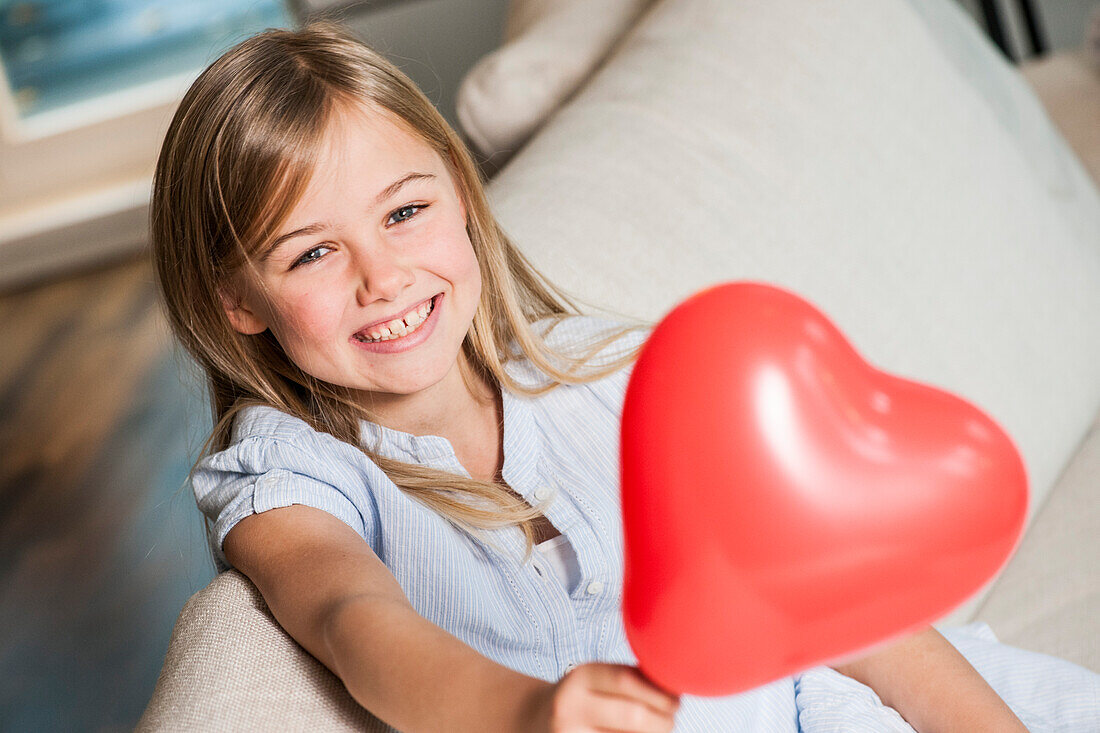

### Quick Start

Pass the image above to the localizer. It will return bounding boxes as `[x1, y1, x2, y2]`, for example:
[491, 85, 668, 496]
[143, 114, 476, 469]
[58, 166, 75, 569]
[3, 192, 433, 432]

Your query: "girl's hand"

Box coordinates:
[529, 662, 681, 732]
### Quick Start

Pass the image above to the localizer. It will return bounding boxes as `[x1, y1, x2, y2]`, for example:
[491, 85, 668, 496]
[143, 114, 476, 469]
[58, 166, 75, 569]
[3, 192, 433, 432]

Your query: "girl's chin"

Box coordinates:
[343, 365, 455, 399]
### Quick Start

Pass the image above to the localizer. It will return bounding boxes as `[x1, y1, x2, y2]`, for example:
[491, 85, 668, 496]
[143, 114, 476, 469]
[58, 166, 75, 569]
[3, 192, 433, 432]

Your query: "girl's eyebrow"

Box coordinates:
[260, 171, 438, 262]
[373, 171, 436, 207]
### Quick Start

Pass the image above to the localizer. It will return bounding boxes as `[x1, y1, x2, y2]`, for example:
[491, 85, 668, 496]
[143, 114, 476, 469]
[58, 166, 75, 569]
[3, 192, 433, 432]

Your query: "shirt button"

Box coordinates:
[586, 580, 604, 595]
[533, 485, 554, 502]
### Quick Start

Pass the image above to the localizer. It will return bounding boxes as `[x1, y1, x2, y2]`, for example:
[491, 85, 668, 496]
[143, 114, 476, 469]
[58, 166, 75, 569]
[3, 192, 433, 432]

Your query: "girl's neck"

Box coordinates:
[357, 355, 504, 481]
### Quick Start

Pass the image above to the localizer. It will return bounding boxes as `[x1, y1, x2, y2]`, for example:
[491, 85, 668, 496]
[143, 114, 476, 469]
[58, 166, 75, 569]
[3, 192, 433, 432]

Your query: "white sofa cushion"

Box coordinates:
[455, 0, 652, 163]
[484, 0, 1100, 623]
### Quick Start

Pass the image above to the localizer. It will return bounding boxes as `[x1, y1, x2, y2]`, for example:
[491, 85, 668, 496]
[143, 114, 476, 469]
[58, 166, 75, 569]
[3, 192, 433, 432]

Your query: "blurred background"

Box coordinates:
[0, 0, 1096, 730]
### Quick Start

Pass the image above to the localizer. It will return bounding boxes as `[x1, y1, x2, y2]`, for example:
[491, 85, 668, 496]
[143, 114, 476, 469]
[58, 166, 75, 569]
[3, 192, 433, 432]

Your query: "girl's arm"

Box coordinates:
[829, 626, 1029, 732]
[225, 504, 678, 732]
[324, 593, 551, 730]
[224, 503, 548, 732]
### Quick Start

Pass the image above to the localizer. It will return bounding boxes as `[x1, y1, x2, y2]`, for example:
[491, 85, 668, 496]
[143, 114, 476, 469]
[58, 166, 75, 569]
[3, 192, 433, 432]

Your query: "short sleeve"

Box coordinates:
[191, 408, 375, 573]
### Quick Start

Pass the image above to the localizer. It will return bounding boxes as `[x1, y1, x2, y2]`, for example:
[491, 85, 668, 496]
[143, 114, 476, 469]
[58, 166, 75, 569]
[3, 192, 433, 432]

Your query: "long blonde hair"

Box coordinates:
[150, 21, 649, 565]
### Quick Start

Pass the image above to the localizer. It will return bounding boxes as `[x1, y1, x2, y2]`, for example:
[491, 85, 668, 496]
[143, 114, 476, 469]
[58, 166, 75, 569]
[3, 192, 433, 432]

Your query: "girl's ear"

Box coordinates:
[218, 284, 268, 335]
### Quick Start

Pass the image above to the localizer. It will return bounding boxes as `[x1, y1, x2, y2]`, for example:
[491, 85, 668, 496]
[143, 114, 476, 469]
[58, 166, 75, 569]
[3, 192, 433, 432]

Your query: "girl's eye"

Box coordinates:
[387, 203, 428, 227]
[287, 204, 427, 270]
[290, 244, 334, 269]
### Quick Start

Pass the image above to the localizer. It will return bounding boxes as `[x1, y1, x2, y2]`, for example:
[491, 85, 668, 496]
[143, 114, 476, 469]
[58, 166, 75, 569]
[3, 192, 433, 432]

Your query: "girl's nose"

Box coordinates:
[354, 250, 415, 307]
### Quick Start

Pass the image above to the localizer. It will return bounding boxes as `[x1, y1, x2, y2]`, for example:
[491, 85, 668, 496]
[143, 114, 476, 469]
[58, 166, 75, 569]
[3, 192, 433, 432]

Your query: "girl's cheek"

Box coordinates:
[457, 235, 483, 285]
[430, 218, 480, 273]
[277, 288, 345, 337]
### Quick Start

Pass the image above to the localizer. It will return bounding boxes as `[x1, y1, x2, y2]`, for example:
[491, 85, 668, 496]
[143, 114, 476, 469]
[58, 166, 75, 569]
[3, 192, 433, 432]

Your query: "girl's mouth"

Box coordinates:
[351, 294, 441, 352]
[354, 295, 435, 342]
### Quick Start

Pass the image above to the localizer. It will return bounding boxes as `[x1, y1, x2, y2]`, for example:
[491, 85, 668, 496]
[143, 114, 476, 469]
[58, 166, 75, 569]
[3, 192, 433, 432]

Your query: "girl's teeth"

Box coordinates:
[359, 298, 434, 342]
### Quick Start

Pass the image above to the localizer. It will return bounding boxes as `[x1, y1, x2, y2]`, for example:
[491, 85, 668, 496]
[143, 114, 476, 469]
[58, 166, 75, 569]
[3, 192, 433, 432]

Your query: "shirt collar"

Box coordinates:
[500, 382, 537, 490]
[358, 375, 538, 491]
[359, 418, 455, 466]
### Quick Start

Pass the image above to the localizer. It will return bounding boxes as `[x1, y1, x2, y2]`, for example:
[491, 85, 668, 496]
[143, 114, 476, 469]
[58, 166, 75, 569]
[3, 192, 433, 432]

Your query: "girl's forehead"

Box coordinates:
[280, 101, 456, 216]
[321, 102, 436, 165]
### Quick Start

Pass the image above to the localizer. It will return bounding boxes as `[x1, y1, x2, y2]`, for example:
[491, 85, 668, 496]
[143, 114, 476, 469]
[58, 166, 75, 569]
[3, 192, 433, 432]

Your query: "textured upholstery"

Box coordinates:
[975, 407, 1100, 671]
[455, 0, 652, 165]
[482, 0, 1100, 628]
[136, 569, 394, 732]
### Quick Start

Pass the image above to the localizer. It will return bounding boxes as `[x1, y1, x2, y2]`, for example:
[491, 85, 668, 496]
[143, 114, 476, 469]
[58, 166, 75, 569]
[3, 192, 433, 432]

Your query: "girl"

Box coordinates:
[151, 21, 1098, 732]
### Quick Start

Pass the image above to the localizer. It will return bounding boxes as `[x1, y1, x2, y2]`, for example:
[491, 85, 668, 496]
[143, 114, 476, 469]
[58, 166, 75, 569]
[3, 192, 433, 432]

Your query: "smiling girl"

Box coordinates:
[151, 21, 1098, 733]
[218, 103, 492, 463]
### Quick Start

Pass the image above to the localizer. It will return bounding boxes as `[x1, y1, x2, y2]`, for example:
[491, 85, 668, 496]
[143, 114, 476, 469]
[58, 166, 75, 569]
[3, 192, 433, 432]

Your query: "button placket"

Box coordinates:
[538, 466, 610, 614]
[528, 471, 604, 615]
[532, 557, 555, 584]
[523, 552, 582, 677]
[531, 539, 567, 592]
[562, 523, 607, 612]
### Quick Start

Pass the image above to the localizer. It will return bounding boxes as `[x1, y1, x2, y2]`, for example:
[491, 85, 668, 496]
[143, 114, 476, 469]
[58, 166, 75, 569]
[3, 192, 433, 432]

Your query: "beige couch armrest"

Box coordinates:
[137, 570, 394, 732]
[971, 406, 1100, 673]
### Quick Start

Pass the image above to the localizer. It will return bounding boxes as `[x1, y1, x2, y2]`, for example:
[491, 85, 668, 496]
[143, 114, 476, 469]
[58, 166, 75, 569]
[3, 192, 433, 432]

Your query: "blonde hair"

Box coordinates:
[150, 21, 650, 566]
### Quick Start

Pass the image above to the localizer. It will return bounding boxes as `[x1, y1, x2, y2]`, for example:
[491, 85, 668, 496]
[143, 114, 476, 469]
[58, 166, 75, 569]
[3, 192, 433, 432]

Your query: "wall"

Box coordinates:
[0, 0, 509, 291]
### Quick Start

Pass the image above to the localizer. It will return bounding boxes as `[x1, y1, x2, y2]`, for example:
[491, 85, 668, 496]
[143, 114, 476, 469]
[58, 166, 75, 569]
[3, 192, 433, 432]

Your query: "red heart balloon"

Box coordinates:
[620, 281, 1029, 696]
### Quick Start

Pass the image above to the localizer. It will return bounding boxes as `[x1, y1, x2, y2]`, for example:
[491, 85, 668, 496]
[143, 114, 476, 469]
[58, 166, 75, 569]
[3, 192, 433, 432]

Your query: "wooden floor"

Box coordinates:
[1, 50, 1098, 733]
[0, 253, 216, 731]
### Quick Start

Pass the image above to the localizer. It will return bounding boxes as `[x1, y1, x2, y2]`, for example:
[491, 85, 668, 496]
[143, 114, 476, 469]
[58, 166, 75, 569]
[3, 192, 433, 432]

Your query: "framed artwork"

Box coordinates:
[0, 0, 296, 287]
[0, 0, 293, 139]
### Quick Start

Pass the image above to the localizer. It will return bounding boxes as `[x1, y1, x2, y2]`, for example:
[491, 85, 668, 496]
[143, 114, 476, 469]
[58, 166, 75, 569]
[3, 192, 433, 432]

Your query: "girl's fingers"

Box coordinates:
[591, 665, 681, 715]
[585, 692, 677, 733]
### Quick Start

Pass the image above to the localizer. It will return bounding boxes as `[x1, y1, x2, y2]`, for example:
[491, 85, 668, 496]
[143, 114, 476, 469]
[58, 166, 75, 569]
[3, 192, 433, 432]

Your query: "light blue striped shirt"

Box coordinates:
[192, 315, 1100, 731]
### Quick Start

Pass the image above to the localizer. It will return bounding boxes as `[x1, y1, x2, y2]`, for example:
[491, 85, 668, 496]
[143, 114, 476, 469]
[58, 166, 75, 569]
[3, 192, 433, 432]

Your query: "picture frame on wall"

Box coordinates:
[0, 0, 297, 289]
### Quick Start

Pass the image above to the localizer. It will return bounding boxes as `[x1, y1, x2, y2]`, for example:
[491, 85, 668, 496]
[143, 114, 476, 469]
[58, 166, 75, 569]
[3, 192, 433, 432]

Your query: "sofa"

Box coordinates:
[137, 0, 1100, 729]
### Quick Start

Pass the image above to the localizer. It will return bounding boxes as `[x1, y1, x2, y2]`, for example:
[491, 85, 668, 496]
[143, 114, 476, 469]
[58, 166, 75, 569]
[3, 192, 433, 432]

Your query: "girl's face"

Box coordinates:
[222, 103, 482, 403]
